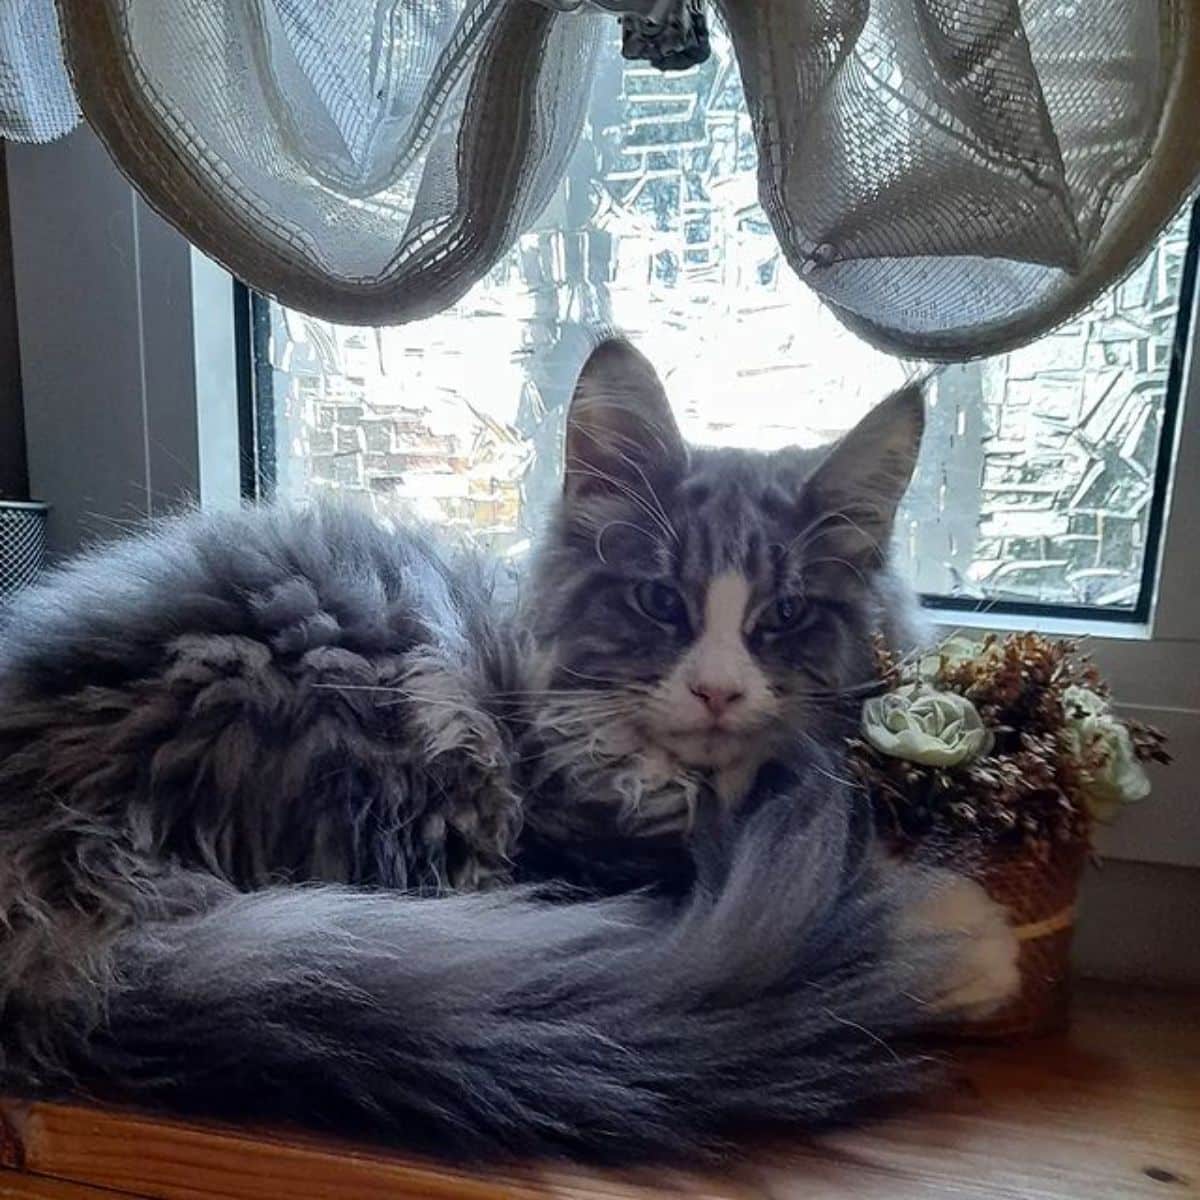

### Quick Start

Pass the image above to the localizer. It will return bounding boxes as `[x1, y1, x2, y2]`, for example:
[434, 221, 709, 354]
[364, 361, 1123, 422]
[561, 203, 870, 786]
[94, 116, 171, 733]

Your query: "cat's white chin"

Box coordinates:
[656, 728, 750, 769]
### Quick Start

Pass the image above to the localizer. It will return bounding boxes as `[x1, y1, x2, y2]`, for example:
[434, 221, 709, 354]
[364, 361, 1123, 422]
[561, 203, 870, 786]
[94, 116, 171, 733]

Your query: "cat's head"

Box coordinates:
[527, 338, 924, 783]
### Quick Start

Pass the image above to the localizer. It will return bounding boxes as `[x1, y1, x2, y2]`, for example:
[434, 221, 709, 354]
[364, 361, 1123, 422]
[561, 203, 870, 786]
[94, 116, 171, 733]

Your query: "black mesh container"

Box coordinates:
[0, 501, 48, 600]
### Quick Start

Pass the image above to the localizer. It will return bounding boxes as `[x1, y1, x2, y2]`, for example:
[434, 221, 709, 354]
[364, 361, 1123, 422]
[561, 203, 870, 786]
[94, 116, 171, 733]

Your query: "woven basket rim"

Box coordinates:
[881, 831, 1093, 865]
[977, 835, 1092, 867]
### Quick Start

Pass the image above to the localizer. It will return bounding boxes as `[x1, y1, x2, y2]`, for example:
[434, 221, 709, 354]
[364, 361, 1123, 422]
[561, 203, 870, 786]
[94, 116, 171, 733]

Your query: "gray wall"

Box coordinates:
[1074, 859, 1200, 988]
[7, 128, 204, 555]
[0, 147, 29, 500]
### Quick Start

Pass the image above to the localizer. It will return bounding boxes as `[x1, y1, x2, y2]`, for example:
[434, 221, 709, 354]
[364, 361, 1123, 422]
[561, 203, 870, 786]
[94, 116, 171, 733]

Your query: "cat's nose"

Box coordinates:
[690, 684, 744, 719]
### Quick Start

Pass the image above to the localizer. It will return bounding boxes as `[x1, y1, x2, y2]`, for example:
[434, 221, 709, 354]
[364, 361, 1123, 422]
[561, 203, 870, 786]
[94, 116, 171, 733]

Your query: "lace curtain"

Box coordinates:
[0, 0, 76, 141]
[3, 1, 1199, 359]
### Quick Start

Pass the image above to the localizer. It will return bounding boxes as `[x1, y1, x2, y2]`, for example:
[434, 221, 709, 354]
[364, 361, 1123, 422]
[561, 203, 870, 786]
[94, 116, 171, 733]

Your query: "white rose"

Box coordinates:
[862, 684, 994, 768]
[1061, 696, 1151, 822]
[918, 634, 999, 681]
[1062, 685, 1109, 719]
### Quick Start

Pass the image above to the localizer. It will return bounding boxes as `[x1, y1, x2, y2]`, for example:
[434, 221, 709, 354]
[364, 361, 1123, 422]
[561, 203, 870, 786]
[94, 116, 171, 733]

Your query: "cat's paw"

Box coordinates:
[910, 872, 1021, 1019]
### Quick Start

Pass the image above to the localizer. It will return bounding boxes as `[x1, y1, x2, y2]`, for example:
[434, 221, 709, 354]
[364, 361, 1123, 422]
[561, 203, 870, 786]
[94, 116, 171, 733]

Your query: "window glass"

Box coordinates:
[261, 19, 1196, 616]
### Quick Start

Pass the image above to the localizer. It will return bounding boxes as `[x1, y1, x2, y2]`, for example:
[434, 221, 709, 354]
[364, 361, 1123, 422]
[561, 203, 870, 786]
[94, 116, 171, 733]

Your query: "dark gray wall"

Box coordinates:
[7, 128, 203, 555]
[1075, 859, 1200, 988]
[0, 147, 29, 500]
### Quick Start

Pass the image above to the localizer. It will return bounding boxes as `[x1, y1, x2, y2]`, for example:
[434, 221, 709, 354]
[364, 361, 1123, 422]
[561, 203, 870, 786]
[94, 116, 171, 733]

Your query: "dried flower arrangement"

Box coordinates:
[850, 631, 1170, 1036]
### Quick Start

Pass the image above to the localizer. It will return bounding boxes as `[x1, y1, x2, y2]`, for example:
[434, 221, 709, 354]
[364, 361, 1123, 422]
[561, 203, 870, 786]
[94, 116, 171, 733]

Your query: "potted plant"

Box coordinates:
[852, 632, 1170, 1038]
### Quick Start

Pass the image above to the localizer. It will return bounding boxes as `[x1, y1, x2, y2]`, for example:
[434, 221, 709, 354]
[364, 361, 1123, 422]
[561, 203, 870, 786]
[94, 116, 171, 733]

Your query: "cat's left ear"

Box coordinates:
[801, 383, 925, 567]
[563, 338, 687, 502]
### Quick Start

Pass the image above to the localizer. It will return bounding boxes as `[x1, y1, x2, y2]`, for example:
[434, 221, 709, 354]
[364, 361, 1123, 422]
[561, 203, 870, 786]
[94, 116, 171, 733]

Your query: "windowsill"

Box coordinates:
[928, 605, 1153, 643]
[0, 983, 1195, 1199]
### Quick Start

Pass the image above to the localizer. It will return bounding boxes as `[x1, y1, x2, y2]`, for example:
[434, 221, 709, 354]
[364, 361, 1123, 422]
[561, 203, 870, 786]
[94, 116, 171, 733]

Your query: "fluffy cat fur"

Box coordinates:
[0, 338, 1017, 1163]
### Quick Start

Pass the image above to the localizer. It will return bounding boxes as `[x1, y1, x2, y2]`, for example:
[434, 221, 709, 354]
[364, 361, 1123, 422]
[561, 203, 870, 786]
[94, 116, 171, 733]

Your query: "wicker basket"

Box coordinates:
[953, 836, 1090, 1039]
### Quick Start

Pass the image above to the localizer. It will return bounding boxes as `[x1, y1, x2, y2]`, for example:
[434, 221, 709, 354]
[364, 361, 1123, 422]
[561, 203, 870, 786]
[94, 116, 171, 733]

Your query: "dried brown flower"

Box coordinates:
[853, 631, 1169, 853]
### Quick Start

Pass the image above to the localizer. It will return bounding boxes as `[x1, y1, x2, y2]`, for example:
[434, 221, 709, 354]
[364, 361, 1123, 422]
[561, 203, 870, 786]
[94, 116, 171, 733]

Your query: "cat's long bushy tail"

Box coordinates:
[2, 783, 957, 1165]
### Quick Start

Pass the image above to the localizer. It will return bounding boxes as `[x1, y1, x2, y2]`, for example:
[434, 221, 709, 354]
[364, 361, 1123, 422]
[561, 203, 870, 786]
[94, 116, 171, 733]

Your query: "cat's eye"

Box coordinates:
[633, 580, 688, 627]
[757, 595, 813, 635]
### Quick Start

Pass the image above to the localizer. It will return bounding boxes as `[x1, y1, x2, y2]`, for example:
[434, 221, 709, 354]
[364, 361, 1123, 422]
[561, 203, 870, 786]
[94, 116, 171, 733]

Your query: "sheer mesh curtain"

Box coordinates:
[0, 0, 76, 141]
[3, 1, 1199, 359]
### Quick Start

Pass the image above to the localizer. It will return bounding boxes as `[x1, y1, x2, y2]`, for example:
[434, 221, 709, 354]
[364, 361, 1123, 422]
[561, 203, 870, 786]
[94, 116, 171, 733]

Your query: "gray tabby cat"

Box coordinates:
[0, 339, 1017, 1163]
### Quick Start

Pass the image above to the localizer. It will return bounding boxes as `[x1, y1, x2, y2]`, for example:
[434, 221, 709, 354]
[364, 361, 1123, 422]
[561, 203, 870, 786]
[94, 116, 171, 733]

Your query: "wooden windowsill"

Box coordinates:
[0, 983, 1195, 1200]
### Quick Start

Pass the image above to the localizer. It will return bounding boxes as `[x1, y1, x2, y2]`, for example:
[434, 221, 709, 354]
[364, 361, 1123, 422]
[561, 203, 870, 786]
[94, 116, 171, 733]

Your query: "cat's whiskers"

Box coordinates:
[565, 457, 677, 545]
[574, 410, 678, 539]
[307, 682, 484, 714]
[610, 445, 679, 546]
[797, 678, 891, 703]
[801, 554, 870, 588]
[517, 699, 649, 774]
[557, 665, 656, 690]
[796, 730, 862, 789]
[489, 687, 654, 746]
[531, 703, 644, 736]
[576, 396, 678, 462]
[490, 687, 634, 700]
[590, 518, 660, 564]
[785, 506, 884, 561]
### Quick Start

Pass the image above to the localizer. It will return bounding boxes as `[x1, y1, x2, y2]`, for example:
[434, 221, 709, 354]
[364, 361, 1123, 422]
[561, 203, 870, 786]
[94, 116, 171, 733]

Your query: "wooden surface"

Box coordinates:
[0, 984, 1195, 1200]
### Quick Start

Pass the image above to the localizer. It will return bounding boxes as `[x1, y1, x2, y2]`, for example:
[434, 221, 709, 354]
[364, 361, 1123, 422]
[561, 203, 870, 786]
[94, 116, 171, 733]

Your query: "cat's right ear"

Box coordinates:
[563, 338, 686, 502]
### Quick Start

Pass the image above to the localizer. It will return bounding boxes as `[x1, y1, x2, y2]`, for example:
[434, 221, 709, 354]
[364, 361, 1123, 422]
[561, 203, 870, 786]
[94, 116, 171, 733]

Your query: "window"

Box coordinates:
[249, 21, 1196, 623]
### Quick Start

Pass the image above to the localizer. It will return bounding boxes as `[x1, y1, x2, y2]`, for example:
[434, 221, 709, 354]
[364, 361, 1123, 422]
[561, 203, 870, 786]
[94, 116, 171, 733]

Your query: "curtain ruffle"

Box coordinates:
[5, 1, 1197, 358]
